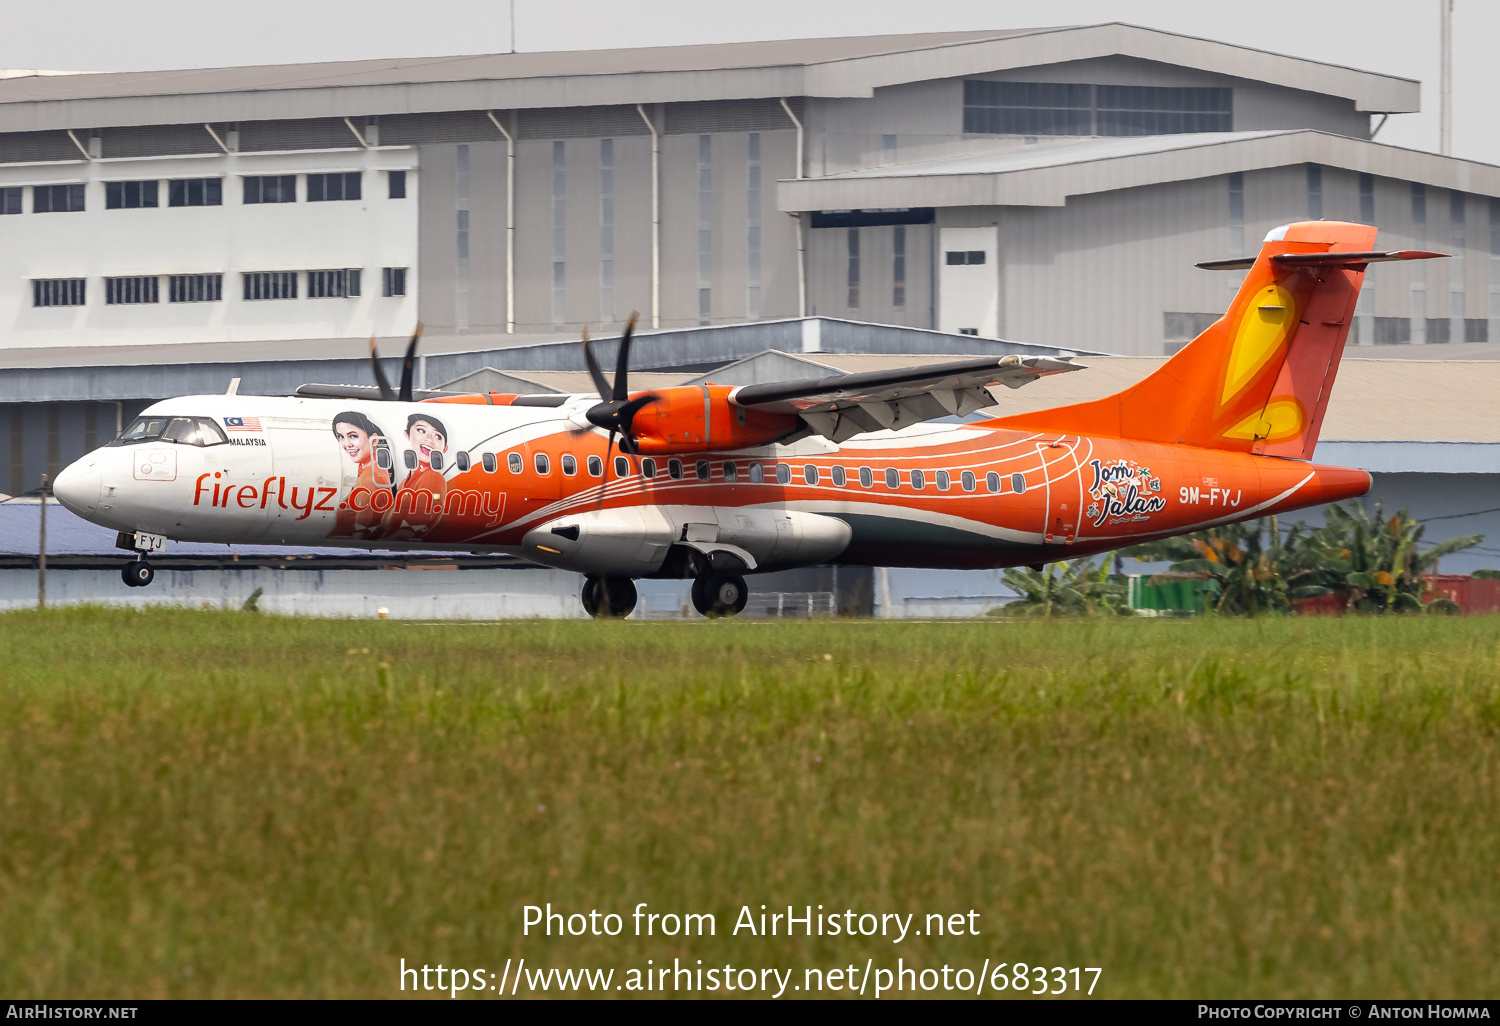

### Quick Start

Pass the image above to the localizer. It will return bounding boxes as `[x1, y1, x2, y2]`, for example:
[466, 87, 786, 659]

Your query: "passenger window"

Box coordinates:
[750, 463, 764, 483]
[562, 454, 577, 475]
[696, 460, 710, 481]
[534, 453, 550, 475]
[911, 469, 926, 490]
[429, 450, 444, 471]
[961, 470, 976, 492]
[859, 467, 873, 488]
[832, 466, 846, 487]
[668, 459, 683, 480]
[614, 455, 629, 477]
[723, 462, 738, 482]
[376, 445, 393, 471]
[803, 464, 818, 485]
[986, 472, 1001, 493]
[936, 470, 950, 491]
[508, 452, 524, 473]
[641, 458, 656, 478]
[884, 468, 899, 489]
[587, 455, 603, 477]
[1011, 473, 1027, 494]
[775, 464, 791, 485]
[456, 451, 471, 472]
[481, 452, 497, 473]
[404, 450, 418, 470]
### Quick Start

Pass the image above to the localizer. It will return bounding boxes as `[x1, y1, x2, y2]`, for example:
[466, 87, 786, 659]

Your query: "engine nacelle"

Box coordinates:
[629, 385, 798, 456]
[522, 505, 852, 577]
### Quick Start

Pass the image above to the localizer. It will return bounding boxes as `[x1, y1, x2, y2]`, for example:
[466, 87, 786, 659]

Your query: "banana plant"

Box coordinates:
[997, 553, 1130, 617]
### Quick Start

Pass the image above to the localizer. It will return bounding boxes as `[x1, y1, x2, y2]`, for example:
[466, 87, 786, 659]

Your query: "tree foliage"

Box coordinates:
[1120, 503, 1485, 616]
[995, 553, 1131, 617]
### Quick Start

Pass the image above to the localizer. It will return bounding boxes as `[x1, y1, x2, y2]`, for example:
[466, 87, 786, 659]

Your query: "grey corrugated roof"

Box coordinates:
[778, 130, 1500, 209]
[0, 23, 1418, 133]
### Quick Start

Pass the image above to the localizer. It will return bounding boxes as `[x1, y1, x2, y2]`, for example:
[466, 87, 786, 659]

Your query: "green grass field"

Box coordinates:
[2, 608, 1497, 999]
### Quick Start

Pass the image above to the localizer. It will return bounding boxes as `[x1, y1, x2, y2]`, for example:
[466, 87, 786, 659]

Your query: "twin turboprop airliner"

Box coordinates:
[51, 221, 1440, 617]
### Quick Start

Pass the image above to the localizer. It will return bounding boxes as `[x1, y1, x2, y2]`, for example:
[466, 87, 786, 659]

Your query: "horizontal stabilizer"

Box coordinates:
[1198, 249, 1448, 271]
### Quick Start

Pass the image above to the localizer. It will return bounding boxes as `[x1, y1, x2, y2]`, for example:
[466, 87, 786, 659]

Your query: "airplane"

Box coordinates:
[50, 220, 1442, 618]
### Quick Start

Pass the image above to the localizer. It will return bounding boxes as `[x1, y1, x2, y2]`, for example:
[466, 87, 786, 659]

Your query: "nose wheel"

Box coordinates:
[121, 558, 155, 588]
[691, 572, 749, 618]
[582, 576, 637, 618]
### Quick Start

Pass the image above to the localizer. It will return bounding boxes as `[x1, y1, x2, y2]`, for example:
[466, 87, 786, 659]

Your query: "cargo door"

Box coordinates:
[1035, 436, 1083, 545]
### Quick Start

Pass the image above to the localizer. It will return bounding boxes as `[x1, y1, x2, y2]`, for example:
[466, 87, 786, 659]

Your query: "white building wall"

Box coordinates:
[0, 146, 419, 350]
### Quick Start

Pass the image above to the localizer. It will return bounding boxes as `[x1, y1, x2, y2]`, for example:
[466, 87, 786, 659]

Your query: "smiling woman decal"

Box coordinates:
[382, 413, 450, 540]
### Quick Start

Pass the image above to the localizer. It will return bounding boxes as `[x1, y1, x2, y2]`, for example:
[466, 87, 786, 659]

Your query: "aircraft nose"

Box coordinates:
[52, 457, 102, 516]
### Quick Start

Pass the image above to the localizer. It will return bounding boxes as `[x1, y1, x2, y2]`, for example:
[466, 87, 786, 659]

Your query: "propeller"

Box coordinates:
[578, 313, 656, 456]
[367, 322, 425, 401]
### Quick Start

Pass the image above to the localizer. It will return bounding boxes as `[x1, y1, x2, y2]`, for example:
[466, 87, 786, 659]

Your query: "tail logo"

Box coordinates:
[1223, 397, 1307, 444]
[1086, 458, 1165, 527]
[1221, 284, 1295, 405]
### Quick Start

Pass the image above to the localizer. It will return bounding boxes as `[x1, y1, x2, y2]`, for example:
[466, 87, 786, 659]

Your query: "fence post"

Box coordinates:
[38, 474, 48, 609]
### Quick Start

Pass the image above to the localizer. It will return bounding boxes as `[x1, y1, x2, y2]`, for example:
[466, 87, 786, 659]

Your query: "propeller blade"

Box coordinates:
[398, 322, 424, 403]
[369, 336, 396, 401]
[611, 312, 638, 402]
[581, 326, 611, 402]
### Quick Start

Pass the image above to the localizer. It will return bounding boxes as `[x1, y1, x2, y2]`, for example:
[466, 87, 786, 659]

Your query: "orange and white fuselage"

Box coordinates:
[53, 391, 1368, 574]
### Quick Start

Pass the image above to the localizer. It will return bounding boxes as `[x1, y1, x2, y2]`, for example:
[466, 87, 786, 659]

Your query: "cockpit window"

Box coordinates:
[113, 416, 228, 447]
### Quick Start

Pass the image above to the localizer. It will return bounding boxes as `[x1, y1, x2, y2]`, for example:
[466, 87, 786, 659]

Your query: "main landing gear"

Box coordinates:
[582, 575, 638, 619]
[121, 556, 155, 588]
[691, 572, 748, 618]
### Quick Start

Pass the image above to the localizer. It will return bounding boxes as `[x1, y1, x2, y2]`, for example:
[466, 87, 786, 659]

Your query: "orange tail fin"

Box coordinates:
[995, 221, 1442, 458]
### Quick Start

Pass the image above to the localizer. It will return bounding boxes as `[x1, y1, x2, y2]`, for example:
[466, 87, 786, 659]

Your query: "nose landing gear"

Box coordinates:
[691, 572, 748, 618]
[121, 557, 155, 588]
[582, 575, 638, 618]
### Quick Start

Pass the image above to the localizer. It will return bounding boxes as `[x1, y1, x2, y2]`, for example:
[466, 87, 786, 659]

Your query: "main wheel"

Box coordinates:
[122, 561, 154, 588]
[582, 575, 637, 618]
[696, 573, 748, 618]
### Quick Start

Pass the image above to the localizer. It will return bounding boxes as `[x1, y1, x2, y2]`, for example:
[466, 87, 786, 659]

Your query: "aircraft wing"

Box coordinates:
[730, 354, 1083, 442]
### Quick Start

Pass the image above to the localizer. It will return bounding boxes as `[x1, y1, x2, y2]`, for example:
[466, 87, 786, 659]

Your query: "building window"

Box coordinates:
[170, 273, 222, 303]
[307, 268, 361, 298]
[169, 178, 221, 207]
[893, 224, 906, 308]
[1306, 164, 1322, 220]
[32, 279, 86, 307]
[382, 267, 408, 297]
[105, 276, 159, 305]
[847, 228, 860, 307]
[945, 250, 985, 265]
[1426, 318, 1451, 344]
[455, 144, 470, 333]
[1, 187, 20, 215]
[552, 141, 566, 327]
[1412, 183, 1426, 225]
[307, 172, 362, 202]
[243, 175, 296, 204]
[747, 132, 762, 318]
[33, 184, 85, 213]
[882, 134, 897, 164]
[1374, 317, 1411, 344]
[243, 271, 298, 300]
[600, 138, 614, 321]
[1359, 173, 1375, 224]
[698, 134, 713, 325]
[106, 180, 159, 209]
[389, 170, 407, 199]
[963, 81, 1231, 136]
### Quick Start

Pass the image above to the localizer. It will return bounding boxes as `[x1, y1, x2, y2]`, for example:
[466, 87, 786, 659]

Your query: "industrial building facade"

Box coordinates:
[2, 23, 1499, 498]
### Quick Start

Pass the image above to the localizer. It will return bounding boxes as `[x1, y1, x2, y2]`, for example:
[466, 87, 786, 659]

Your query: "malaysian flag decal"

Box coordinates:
[223, 416, 263, 432]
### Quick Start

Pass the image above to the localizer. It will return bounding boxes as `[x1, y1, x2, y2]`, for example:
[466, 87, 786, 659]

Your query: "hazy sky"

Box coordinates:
[2, 0, 1492, 163]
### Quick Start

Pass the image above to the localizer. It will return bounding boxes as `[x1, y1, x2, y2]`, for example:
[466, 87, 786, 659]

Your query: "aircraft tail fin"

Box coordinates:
[993, 221, 1443, 458]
